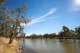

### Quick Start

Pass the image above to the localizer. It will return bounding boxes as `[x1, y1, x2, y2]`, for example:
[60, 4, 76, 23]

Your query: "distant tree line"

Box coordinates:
[26, 26, 80, 39]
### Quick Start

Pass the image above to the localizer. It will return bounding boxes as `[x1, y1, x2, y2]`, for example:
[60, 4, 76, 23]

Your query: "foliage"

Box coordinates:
[0, 0, 30, 38]
[26, 26, 80, 39]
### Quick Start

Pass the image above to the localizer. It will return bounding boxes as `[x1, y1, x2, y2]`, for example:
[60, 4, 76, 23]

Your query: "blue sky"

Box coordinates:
[6, 0, 80, 35]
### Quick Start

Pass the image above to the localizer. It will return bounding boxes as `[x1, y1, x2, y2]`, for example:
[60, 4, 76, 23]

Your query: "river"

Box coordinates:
[19, 39, 80, 53]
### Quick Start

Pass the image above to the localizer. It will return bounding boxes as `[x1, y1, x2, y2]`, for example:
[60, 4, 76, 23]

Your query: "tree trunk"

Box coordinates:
[9, 37, 13, 44]
[8, 29, 14, 44]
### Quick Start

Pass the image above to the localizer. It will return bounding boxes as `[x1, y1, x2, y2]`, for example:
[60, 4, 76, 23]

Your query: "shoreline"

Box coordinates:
[0, 37, 24, 53]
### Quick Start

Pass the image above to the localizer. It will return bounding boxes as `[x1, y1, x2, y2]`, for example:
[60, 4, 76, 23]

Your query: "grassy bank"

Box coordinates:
[0, 37, 23, 53]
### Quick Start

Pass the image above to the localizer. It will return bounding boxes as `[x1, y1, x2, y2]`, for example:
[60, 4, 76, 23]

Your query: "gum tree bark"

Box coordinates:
[9, 29, 14, 44]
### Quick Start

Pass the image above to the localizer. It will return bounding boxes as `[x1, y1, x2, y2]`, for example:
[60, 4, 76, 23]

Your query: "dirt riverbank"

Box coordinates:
[0, 37, 23, 53]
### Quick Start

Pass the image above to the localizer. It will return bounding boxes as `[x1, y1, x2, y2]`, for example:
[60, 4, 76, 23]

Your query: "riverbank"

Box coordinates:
[0, 37, 23, 53]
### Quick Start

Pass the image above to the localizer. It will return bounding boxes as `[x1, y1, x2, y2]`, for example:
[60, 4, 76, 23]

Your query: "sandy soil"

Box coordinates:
[0, 37, 23, 53]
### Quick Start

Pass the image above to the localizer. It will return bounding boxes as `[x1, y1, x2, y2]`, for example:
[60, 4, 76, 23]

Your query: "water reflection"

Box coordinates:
[19, 39, 37, 53]
[59, 39, 80, 53]
[19, 39, 80, 53]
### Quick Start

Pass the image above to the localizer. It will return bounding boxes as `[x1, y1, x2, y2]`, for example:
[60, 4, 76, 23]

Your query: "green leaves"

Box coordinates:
[0, 0, 31, 38]
[75, 26, 80, 34]
[0, 0, 7, 6]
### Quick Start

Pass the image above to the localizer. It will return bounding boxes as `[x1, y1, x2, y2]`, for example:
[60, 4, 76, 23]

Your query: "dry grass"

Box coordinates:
[0, 37, 21, 53]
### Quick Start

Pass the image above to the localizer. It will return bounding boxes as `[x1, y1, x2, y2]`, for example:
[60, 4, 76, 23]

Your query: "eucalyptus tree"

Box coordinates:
[0, 0, 10, 37]
[0, 0, 31, 44]
[75, 26, 80, 39]
[0, 0, 7, 6]
[62, 26, 70, 39]
[8, 5, 30, 44]
[69, 30, 75, 39]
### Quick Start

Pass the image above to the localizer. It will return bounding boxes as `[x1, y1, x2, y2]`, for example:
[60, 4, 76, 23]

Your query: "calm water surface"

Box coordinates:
[19, 39, 80, 53]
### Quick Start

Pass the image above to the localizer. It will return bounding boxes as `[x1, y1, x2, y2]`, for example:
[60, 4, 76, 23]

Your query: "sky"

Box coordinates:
[6, 0, 80, 36]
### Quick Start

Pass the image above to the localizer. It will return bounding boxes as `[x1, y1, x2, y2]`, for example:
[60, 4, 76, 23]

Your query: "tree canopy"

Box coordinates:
[0, 0, 31, 38]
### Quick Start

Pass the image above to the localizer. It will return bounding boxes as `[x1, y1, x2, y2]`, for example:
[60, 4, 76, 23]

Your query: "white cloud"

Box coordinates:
[20, 23, 26, 27]
[27, 8, 57, 26]
[25, 34, 31, 36]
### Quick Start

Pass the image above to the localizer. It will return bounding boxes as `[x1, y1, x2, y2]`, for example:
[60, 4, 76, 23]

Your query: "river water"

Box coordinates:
[19, 39, 80, 53]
